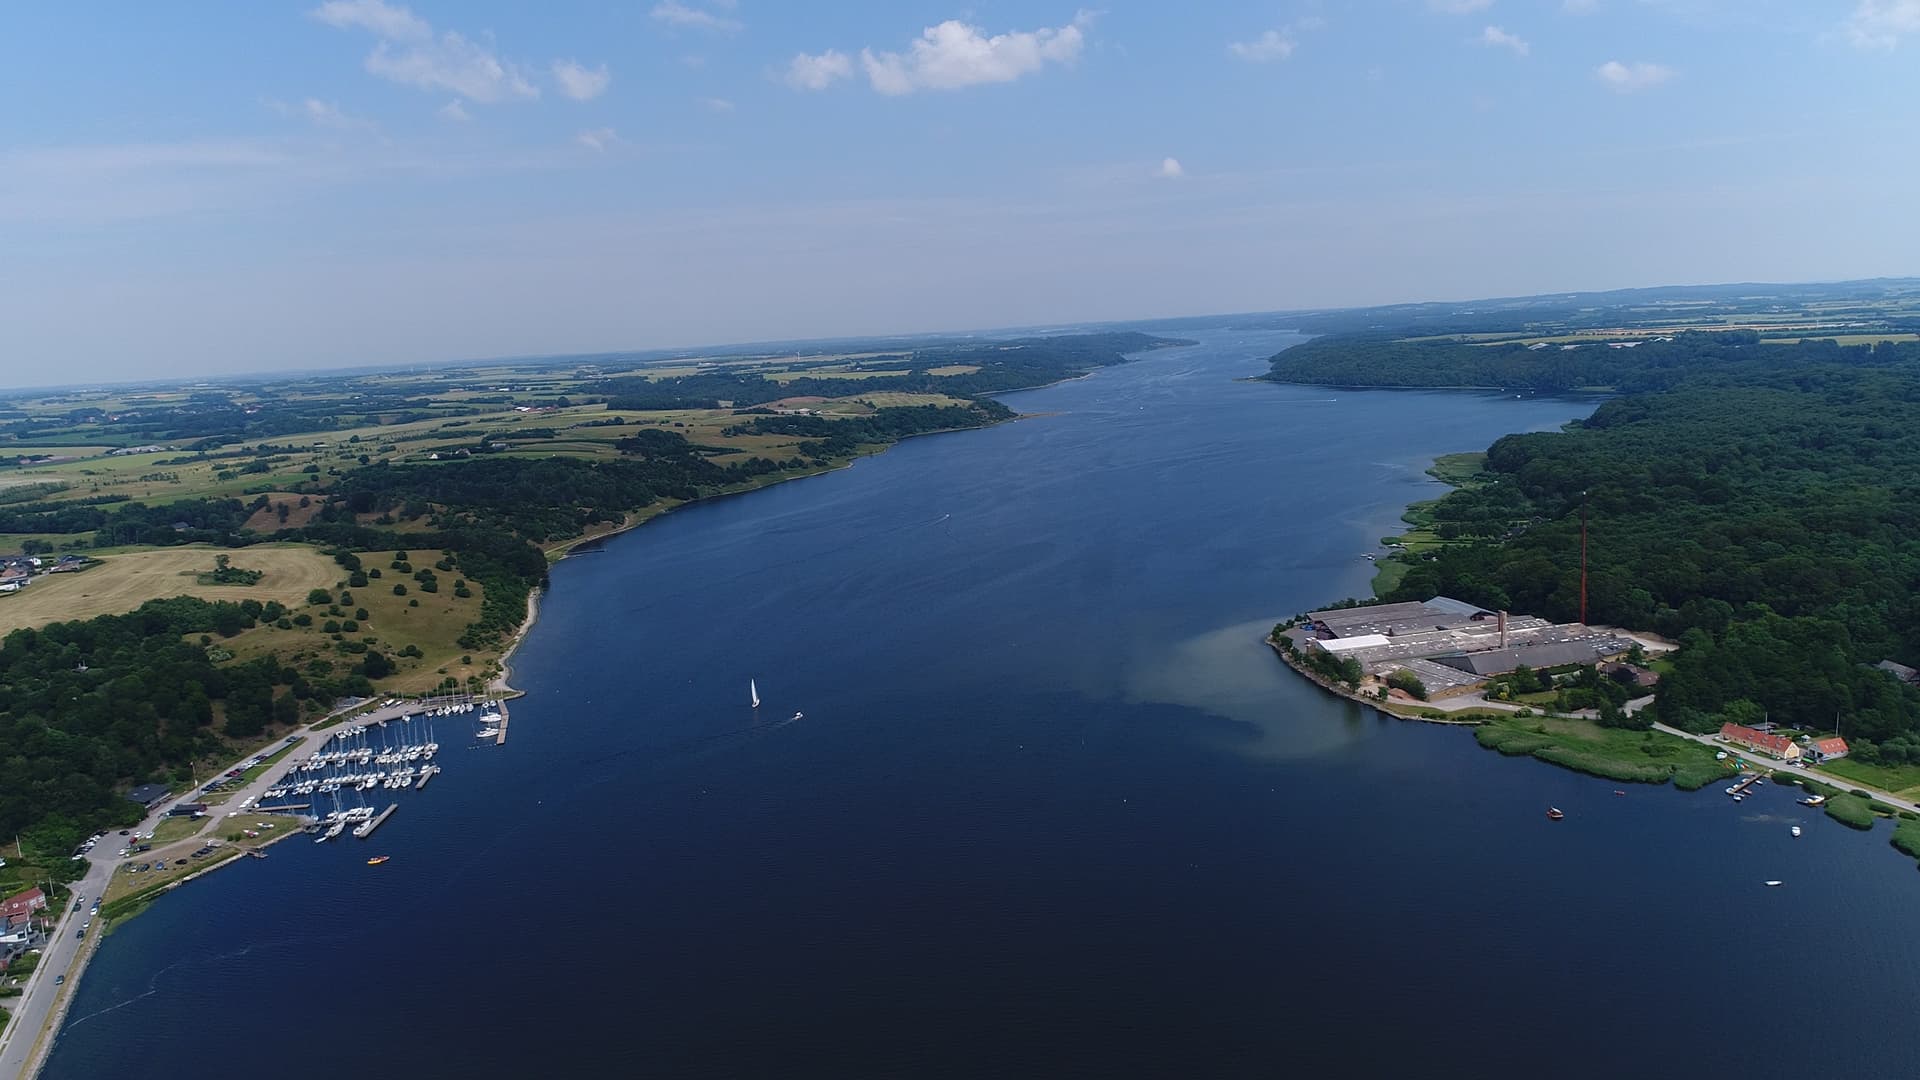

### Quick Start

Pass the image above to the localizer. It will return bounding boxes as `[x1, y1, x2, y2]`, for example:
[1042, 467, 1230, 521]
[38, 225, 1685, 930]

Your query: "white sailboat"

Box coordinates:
[750, 679, 760, 709]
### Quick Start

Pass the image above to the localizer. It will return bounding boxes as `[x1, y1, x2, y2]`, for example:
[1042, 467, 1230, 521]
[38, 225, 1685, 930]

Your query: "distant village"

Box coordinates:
[0, 553, 90, 594]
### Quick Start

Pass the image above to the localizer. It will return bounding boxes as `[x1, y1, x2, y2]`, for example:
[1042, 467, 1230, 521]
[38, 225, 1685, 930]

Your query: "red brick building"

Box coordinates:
[1719, 723, 1802, 760]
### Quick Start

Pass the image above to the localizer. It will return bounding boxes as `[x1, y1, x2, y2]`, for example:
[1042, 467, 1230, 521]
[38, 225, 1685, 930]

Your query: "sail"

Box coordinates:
[750, 679, 760, 708]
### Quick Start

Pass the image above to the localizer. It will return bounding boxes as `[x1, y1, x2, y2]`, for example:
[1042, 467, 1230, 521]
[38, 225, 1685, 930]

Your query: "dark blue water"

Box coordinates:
[44, 331, 1920, 1079]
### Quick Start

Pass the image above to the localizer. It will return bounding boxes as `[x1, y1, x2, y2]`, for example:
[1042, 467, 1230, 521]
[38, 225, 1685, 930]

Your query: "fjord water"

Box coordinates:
[45, 331, 1920, 1079]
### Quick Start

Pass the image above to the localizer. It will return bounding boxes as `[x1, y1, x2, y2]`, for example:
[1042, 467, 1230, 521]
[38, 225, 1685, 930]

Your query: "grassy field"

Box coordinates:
[149, 816, 209, 844]
[1892, 818, 1920, 864]
[1475, 715, 1734, 789]
[0, 545, 342, 634]
[216, 559, 491, 696]
[102, 845, 242, 912]
[1812, 758, 1920, 800]
[1761, 333, 1920, 347]
[1823, 793, 1878, 830]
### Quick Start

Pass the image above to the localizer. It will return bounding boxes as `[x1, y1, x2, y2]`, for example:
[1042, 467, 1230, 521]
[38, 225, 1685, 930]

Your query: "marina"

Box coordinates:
[353, 804, 398, 839]
[246, 694, 509, 843]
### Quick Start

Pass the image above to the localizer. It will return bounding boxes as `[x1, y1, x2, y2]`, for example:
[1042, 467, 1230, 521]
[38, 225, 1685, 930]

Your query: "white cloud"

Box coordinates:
[700, 97, 736, 113]
[650, 2, 742, 33]
[786, 50, 853, 91]
[553, 59, 611, 101]
[1596, 59, 1673, 92]
[575, 127, 618, 152]
[438, 99, 470, 122]
[312, 1, 539, 104]
[303, 98, 369, 129]
[1430, 0, 1494, 13]
[857, 13, 1092, 95]
[1845, 0, 1920, 48]
[366, 36, 539, 102]
[310, 0, 429, 41]
[1228, 31, 1295, 62]
[1480, 26, 1529, 55]
[1157, 157, 1184, 179]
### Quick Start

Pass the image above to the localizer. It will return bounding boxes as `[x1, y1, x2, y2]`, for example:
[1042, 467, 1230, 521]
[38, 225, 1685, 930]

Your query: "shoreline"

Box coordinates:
[1266, 638, 1488, 727]
[496, 365, 1135, 694]
[12, 815, 312, 1079]
[8, 345, 1182, 1076]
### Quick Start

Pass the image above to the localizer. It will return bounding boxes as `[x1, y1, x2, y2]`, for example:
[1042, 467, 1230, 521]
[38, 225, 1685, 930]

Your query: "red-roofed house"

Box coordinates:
[0, 886, 46, 922]
[1719, 723, 1802, 760]
[1804, 736, 1850, 763]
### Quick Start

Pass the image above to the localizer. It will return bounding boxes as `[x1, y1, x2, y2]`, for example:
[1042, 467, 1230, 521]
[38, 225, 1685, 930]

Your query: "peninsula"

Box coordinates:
[1260, 279, 1920, 870]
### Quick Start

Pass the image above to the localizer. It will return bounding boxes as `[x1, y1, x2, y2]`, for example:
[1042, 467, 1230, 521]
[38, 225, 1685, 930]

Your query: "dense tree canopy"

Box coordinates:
[1266, 331, 1920, 394]
[1359, 356, 1920, 742]
[0, 597, 356, 847]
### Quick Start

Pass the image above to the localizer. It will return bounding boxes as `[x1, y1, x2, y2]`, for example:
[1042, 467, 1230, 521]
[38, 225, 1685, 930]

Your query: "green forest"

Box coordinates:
[0, 596, 345, 852]
[1266, 330, 1920, 393]
[1267, 331, 1920, 760]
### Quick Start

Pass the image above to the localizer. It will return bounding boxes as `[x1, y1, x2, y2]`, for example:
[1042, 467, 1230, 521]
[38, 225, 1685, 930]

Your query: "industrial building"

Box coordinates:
[1298, 596, 1633, 696]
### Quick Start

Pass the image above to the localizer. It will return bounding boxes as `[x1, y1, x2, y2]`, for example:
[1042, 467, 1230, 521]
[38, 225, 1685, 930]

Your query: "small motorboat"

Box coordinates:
[791, 711, 804, 722]
[1791, 826, 1802, 837]
[1546, 807, 1565, 820]
[1764, 880, 1783, 887]
[366, 855, 390, 866]
[1613, 790, 1626, 797]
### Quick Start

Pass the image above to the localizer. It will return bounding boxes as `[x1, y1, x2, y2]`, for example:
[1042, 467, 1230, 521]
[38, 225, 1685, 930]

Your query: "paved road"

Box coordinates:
[0, 848, 113, 1079]
[0, 695, 468, 1078]
[1651, 722, 1920, 814]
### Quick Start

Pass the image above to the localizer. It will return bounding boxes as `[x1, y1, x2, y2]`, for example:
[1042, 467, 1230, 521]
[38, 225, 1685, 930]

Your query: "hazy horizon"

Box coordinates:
[7, 272, 1920, 394]
[6, 1, 1918, 385]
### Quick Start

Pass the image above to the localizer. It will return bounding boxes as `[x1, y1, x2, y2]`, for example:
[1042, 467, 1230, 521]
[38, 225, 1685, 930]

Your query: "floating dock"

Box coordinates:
[495, 701, 510, 745]
[353, 803, 398, 839]
[414, 764, 441, 790]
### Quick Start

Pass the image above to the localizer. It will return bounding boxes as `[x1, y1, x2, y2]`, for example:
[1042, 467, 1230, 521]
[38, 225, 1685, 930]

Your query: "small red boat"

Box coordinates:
[1546, 808, 1565, 820]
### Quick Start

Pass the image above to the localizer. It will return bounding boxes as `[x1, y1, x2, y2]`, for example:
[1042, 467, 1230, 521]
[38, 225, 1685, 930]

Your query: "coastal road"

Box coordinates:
[1651, 722, 1920, 815]
[0, 696, 471, 1078]
[0, 849, 114, 1080]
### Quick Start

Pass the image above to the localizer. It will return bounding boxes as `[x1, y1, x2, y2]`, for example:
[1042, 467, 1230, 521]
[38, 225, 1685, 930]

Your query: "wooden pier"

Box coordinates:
[353, 803, 398, 839]
[495, 700, 510, 745]
[414, 764, 440, 790]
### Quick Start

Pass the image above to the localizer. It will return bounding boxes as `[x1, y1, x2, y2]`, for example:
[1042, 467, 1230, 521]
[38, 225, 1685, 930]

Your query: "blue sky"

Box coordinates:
[3, 0, 1918, 384]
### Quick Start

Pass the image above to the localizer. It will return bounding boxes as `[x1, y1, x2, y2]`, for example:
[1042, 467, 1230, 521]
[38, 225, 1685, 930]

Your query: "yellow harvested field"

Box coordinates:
[845, 392, 969, 408]
[0, 544, 343, 632]
[924, 365, 981, 376]
[240, 493, 328, 531]
[765, 369, 895, 382]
